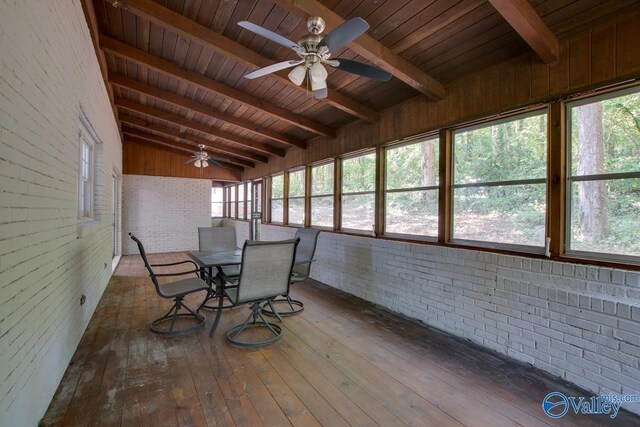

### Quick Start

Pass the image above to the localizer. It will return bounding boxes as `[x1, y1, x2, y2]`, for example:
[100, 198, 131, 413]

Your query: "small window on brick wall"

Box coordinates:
[78, 133, 94, 219]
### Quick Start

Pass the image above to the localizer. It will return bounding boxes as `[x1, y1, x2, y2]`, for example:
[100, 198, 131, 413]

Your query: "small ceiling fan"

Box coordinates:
[238, 16, 392, 99]
[185, 144, 226, 168]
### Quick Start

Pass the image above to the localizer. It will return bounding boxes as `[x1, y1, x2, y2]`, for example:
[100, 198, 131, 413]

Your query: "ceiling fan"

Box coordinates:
[185, 144, 226, 168]
[238, 16, 392, 99]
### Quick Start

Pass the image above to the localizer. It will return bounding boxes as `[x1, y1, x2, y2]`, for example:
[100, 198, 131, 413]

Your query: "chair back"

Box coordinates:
[292, 228, 321, 280]
[236, 239, 299, 304]
[198, 227, 237, 253]
[128, 233, 160, 291]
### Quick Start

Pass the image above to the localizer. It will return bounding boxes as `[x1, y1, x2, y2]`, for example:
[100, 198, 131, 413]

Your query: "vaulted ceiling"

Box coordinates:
[87, 0, 640, 175]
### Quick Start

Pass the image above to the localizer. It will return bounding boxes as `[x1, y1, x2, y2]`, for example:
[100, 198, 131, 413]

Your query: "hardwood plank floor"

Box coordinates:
[41, 253, 640, 426]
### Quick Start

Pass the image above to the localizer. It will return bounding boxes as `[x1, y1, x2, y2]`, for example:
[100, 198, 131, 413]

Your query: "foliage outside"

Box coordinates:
[569, 90, 640, 256]
[453, 111, 547, 246]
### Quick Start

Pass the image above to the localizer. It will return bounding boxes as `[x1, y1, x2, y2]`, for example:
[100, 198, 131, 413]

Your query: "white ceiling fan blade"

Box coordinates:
[238, 21, 303, 51]
[185, 157, 197, 164]
[244, 60, 304, 80]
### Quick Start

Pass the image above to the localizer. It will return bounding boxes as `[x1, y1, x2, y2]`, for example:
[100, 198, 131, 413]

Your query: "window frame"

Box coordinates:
[286, 167, 306, 227]
[383, 135, 440, 241]
[564, 85, 640, 265]
[211, 186, 224, 218]
[78, 131, 95, 220]
[450, 108, 549, 254]
[309, 160, 335, 230]
[237, 182, 246, 220]
[269, 173, 285, 224]
[340, 150, 377, 235]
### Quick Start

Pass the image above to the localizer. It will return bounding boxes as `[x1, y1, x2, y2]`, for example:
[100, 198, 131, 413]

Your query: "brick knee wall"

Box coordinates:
[250, 222, 640, 415]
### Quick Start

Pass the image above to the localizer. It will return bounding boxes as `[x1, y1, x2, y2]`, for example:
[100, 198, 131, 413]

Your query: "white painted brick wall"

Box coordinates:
[0, 1, 123, 425]
[253, 223, 640, 414]
[122, 175, 211, 254]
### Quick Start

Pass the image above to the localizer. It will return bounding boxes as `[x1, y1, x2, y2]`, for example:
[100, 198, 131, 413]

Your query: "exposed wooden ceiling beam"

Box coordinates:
[122, 128, 253, 169]
[115, 97, 288, 157]
[123, 137, 244, 174]
[488, 0, 559, 64]
[273, 0, 446, 100]
[120, 116, 267, 164]
[105, 0, 378, 122]
[108, 73, 302, 148]
[100, 35, 336, 138]
[390, 0, 485, 54]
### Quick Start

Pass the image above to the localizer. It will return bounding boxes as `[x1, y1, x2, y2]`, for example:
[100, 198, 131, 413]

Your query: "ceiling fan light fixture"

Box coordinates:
[288, 65, 306, 86]
[309, 62, 328, 92]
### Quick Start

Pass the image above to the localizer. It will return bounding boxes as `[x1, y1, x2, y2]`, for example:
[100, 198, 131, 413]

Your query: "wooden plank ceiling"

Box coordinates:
[92, 0, 640, 177]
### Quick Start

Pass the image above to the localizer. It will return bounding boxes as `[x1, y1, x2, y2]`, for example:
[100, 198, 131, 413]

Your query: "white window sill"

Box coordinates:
[77, 220, 100, 239]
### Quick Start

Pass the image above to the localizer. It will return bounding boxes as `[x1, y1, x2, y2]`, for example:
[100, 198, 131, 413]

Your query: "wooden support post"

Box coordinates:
[547, 101, 565, 257]
[304, 165, 312, 228]
[375, 146, 386, 237]
[438, 129, 452, 243]
[283, 171, 290, 226]
[334, 158, 342, 231]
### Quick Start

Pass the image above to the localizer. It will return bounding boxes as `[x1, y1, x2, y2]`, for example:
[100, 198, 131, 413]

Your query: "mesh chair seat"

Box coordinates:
[158, 277, 209, 299]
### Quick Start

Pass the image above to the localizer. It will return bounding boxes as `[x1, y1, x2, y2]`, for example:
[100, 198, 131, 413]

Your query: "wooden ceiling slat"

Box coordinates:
[105, 0, 378, 122]
[111, 82, 284, 157]
[488, 0, 560, 64]
[116, 97, 303, 154]
[109, 73, 303, 148]
[121, 118, 264, 165]
[100, 34, 336, 137]
[123, 132, 245, 172]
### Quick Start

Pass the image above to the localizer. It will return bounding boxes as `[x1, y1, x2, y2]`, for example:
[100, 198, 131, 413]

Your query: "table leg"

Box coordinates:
[209, 275, 225, 336]
[197, 266, 216, 311]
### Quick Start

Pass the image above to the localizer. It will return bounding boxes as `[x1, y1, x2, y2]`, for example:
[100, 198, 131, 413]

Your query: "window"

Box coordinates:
[341, 152, 376, 232]
[229, 185, 236, 218]
[385, 137, 439, 237]
[253, 179, 262, 217]
[566, 86, 640, 261]
[211, 187, 223, 217]
[78, 134, 94, 218]
[238, 183, 246, 220]
[452, 110, 548, 250]
[270, 174, 284, 223]
[311, 162, 334, 228]
[288, 169, 305, 225]
[247, 181, 253, 215]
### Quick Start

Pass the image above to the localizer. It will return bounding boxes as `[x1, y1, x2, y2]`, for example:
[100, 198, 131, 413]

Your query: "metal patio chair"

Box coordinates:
[129, 233, 209, 336]
[262, 228, 320, 317]
[211, 239, 299, 347]
[198, 226, 240, 279]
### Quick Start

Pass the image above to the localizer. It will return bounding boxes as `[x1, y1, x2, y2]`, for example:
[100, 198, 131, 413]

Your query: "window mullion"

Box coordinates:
[439, 129, 452, 243]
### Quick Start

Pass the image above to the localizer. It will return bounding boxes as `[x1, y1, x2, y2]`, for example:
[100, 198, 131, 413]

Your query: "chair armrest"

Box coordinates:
[216, 269, 239, 286]
[150, 260, 199, 269]
[153, 269, 201, 278]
